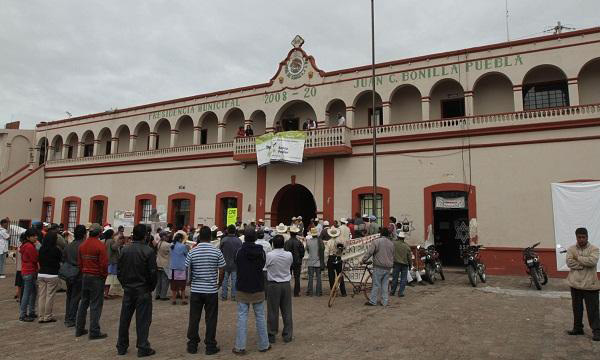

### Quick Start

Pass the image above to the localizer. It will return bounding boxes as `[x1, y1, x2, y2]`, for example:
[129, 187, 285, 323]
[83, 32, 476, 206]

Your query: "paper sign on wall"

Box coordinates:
[226, 208, 238, 226]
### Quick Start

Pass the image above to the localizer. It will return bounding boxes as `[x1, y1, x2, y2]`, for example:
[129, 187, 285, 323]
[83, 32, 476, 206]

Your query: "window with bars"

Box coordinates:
[172, 199, 191, 229]
[523, 82, 569, 110]
[43, 202, 53, 223]
[359, 194, 383, 226]
[139, 199, 152, 223]
[67, 201, 77, 232]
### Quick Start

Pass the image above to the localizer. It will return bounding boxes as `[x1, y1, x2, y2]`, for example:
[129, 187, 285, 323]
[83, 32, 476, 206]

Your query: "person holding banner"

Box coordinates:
[566, 227, 600, 341]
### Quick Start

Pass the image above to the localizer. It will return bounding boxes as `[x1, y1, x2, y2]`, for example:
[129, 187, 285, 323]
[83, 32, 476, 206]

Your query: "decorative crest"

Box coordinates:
[291, 35, 304, 49]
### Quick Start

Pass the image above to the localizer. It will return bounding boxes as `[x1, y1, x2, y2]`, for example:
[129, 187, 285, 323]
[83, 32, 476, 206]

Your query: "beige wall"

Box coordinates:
[390, 85, 422, 123]
[579, 59, 600, 105]
[473, 73, 514, 115]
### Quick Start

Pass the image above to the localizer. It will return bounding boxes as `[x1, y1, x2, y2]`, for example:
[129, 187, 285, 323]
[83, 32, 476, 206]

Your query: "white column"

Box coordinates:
[129, 135, 137, 152]
[464, 91, 474, 117]
[47, 146, 54, 161]
[92, 140, 100, 156]
[110, 137, 118, 154]
[568, 79, 579, 106]
[324, 111, 330, 128]
[193, 126, 201, 145]
[77, 142, 84, 157]
[513, 86, 524, 112]
[382, 102, 391, 125]
[345, 107, 355, 128]
[62, 144, 70, 159]
[148, 133, 157, 150]
[217, 123, 225, 142]
[170, 130, 178, 148]
[421, 97, 430, 121]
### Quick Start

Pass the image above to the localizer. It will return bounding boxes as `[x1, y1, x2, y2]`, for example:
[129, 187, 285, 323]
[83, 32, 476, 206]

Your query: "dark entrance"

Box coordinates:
[172, 199, 191, 229]
[219, 197, 238, 230]
[271, 184, 317, 233]
[282, 118, 299, 131]
[91, 200, 105, 224]
[432, 191, 469, 266]
[441, 98, 465, 119]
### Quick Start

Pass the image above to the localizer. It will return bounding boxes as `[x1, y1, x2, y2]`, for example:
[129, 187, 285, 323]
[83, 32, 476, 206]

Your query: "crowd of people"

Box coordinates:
[1, 214, 598, 356]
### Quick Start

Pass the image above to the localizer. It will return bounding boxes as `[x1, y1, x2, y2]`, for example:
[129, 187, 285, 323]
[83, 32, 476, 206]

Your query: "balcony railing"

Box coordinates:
[46, 141, 233, 167]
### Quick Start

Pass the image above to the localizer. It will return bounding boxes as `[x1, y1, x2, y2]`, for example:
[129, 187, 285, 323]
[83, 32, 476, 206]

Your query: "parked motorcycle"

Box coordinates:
[523, 242, 548, 290]
[462, 245, 486, 287]
[417, 244, 445, 284]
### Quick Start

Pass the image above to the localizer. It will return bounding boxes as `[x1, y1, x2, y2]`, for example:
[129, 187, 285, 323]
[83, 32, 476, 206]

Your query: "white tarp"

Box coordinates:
[435, 196, 466, 209]
[256, 131, 306, 167]
[551, 182, 600, 272]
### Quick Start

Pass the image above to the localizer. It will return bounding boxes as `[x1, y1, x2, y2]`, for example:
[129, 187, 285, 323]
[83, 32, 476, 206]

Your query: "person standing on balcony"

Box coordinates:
[236, 126, 246, 138]
[220, 225, 242, 301]
[336, 113, 346, 127]
[245, 125, 254, 137]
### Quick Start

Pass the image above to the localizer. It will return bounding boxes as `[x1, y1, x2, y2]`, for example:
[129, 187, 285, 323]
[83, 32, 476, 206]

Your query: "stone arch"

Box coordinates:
[472, 72, 514, 115]
[81, 130, 95, 157]
[389, 84, 422, 123]
[7, 135, 31, 170]
[522, 64, 569, 110]
[65, 132, 78, 159]
[223, 108, 245, 141]
[175, 115, 194, 146]
[50, 134, 64, 160]
[37, 137, 49, 165]
[154, 118, 171, 149]
[115, 124, 130, 153]
[274, 100, 318, 131]
[326, 99, 347, 127]
[249, 110, 266, 136]
[578, 57, 600, 105]
[199, 112, 218, 144]
[429, 78, 465, 119]
[97, 127, 112, 155]
[134, 121, 150, 151]
[352, 90, 383, 128]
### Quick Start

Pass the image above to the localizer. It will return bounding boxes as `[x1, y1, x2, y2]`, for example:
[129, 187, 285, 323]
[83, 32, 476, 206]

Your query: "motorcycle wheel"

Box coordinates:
[541, 269, 549, 285]
[328, 273, 342, 308]
[531, 267, 542, 290]
[425, 264, 435, 284]
[362, 273, 373, 301]
[478, 264, 486, 283]
[467, 265, 478, 287]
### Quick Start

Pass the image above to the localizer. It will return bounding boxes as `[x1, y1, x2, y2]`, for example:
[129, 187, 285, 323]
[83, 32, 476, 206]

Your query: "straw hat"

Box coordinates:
[340, 217, 348, 224]
[323, 220, 330, 226]
[258, 219, 264, 223]
[291, 216, 297, 221]
[327, 227, 340, 238]
[310, 227, 319, 236]
[289, 225, 300, 234]
[276, 223, 288, 233]
[210, 225, 218, 232]
[297, 216, 303, 220]
[216, 231, 224, 237]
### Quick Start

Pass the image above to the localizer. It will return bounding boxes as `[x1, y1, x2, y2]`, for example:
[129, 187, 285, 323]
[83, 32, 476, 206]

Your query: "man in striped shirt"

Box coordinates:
[185, 226, 226, 356]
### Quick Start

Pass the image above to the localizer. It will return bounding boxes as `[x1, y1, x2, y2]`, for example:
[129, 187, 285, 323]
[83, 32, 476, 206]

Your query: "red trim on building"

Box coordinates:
[167, 192, 196, 228]
[480, 247, 566, 278]
[61, 196, 81, 226]
[0, 165, 44, 196]
[351, 186, 390, 227]
[423, 183, 477, 242]
[0, 164, 29, 185]
[41, 196, 56, 223]
[256, 167, 267, 223]
[323, 158, 335, 223]
[45, 162, 240, 179]
[215, 191, 243, 230]
[561, 179, 600, 183]
[134, 194, 157, 225]
[88, 195, 108, 224]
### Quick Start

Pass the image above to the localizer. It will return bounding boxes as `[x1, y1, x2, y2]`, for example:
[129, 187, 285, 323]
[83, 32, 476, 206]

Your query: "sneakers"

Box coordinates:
[75, 329, 89, 337]
[137, 348, 156, 357]
[186, 345, 198, 354]
[259, 345, 272, 353]
[19, 316, 34, 322]
[205, 347, 220, 355]
[89, 332, 108, 340]
[566, 329, 584, 336]
[232, 348, 247, 355]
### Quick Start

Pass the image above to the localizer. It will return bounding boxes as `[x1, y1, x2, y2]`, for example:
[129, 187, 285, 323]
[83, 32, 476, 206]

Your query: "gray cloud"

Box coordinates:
[1, 0, 598, 128]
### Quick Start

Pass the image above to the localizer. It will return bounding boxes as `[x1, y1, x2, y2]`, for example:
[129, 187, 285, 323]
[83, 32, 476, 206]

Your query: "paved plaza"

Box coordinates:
[1, 263, 599, 359]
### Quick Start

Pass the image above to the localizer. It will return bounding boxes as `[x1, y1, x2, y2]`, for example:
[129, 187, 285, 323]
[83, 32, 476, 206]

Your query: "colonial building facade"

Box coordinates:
[3, 28, 600, 276]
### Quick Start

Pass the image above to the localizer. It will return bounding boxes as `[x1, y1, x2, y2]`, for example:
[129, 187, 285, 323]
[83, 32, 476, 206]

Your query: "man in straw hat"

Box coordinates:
[390, 231, 412, 298]
[284, 225, 305, 297]
[305, 227, 324, 296]
[325, 227, 346, 297]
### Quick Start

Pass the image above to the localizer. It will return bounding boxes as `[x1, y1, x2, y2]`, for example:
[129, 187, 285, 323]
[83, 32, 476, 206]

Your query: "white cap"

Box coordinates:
[340, 217, 348, 224]
[323, 220, 330, 226]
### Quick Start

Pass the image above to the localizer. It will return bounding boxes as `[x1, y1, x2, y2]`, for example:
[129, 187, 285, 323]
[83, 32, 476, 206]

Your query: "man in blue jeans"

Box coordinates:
[232, 227, 271, 354]
[362, 227, 395, 306]
[219, 225, 242, 301]
[390, 231, 412, 297]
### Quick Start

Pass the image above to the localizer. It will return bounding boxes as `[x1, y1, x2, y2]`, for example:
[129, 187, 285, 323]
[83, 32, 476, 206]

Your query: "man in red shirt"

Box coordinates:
[75, 223, 109, 339]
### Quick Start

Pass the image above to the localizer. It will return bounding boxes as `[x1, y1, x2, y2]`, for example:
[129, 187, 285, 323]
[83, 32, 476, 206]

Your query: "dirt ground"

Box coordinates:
[1, 263, 599, 360]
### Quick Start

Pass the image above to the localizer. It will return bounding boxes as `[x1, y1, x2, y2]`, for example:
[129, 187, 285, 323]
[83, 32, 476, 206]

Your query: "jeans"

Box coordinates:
[291, 264, 301, 296]
[155, 269, 169, 299]
[187, 292, 219, 351]
[117, 291, 153, 353]
[0, 253, 5, 275]
[37, 276, 59, 321]
[327, 256, 346, 296]
[369, 267, 390, 306]
[266, 281, 293, 342]
[222, 271, 237, 300]
[390, 263, 409, 296]
[571, 287, 600, 335]
[20, 273, 37, 318]
[76, 274, 105, 336]
[306, 266, 322, 296]
[65, 276, 82, 325]
[235, 301, 269, 351]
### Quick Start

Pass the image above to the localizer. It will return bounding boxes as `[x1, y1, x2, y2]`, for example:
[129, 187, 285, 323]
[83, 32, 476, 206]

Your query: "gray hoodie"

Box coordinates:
[362, 236, 395, 269]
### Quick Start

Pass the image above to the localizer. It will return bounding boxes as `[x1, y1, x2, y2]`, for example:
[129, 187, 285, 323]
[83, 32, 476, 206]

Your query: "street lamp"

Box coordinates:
[370, 0, 378, 225]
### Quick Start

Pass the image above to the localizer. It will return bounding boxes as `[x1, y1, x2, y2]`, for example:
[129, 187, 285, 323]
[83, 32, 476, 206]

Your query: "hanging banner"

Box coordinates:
[226, 208, 238, 226]
[435, 196, 466, 209]
[113, 210, 135, 230]
[256, 131, 306, 166]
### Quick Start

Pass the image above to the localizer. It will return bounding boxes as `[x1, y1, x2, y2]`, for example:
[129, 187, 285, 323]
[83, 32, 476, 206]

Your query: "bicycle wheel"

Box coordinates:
[328, 273, 343, 308]
[362, 272, 373, 301]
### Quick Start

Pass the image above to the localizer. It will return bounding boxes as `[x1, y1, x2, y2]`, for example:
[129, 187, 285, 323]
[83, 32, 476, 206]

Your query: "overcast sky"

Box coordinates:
[1, 0, 598, 129]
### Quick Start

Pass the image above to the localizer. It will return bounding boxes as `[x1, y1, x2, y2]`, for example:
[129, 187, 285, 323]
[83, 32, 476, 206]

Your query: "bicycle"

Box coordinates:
[328, 259, 374, 308]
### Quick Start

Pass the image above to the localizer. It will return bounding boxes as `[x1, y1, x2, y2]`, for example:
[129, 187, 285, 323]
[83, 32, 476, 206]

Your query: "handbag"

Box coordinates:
[58, 261, 80, 281]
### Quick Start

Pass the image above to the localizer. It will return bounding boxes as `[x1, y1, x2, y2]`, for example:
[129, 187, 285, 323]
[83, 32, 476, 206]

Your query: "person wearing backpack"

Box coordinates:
[63, 225, 86, 327]
[283, 225, 305, 297]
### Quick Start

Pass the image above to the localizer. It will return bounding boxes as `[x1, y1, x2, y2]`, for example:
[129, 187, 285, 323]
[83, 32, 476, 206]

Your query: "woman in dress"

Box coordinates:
[169, 233, 189, 305]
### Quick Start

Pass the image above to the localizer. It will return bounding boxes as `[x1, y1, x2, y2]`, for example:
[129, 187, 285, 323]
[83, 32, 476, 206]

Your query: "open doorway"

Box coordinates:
[91, 200, 105, 224]
[219, 197, 238, 230]
[270, 184, 316, 232]
[441, 98, 465, 119]
[282, 118, 299, 131]
[172, 199, 191, 229]
[432, 191, 469, 266]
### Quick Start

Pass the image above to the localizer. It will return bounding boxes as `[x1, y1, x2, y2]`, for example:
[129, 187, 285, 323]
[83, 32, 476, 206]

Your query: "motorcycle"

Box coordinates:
[523, 242, 548, 290]
[417, 244, 445, 284]
[462, 245, 486, 287]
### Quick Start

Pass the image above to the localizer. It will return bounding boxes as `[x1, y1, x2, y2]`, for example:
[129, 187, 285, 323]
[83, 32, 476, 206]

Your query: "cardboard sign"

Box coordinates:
[226, 208, 238, 226]
[256, 131, 306, 166]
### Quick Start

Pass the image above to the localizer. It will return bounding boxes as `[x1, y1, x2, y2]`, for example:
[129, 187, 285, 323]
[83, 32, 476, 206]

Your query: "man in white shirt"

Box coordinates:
[0, 218, 10, 278]
[336, 113, 346, 127]
[265, 235, 293, 344]
[256, 229, 272, 297]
